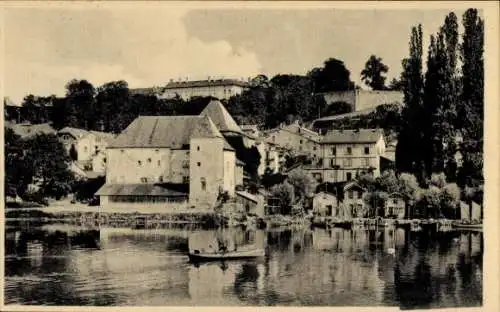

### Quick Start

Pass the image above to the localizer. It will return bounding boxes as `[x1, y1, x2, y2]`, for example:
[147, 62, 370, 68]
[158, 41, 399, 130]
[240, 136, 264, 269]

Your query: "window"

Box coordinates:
[346, 147, 352, 155]
[197, 162, 201, 167]
[197, 146, 200, 151]
[84, 146, 88, 152]
[346, 172, 352, 181]
[393, 199, 398, 204]
[138, 160, 142, 166]
[343, 159, 352, 167]
[364, 146, 370, 155]
[348, 190, 354, 199]
[330, 158, 336, 168]
[313, 146, 317, 151]
[364, 158, 370, 167]
[159, 176, 164, 182]
[272, 136, 275, 142]
[358, 192, 362, 199]
[103, 157, 106, 163]
[182, 176, 189, 184]
[201, 178, 206, 191]
[300, 140, 303, 144]
[155, 149, 159, 153]
[147, 158, 152, 163]
[157, 160, 161, 167]
[140, 177, 148, 183]
[331, 147, 336, 156]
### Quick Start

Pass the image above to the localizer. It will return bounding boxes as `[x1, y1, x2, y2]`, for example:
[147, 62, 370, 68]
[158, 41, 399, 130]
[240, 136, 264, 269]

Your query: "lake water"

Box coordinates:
[4, 222, 483, 308]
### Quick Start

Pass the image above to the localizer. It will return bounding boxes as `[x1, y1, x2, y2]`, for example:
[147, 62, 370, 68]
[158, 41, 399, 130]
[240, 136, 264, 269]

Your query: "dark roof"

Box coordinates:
[96, 183, 188, 196]
[321, 129, 384, 144]
[343, 181, 366, 192]
[200, 100, 243, 134]
[165, 79, 249, 89]
[108, 115, 233, 151]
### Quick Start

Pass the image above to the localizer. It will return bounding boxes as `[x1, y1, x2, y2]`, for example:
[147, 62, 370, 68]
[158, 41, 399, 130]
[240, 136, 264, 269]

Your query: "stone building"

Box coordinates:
[96, 115, 243, 211]
[305, 129, 386, 183]
[159, 78, 249, 100]
[322, 89, 404, 112]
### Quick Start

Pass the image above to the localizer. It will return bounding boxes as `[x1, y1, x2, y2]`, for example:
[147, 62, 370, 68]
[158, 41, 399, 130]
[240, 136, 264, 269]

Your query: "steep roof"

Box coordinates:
[108, 115, 233, 150]
[321, 129, 384, 144]
[200, 100, 243, 134]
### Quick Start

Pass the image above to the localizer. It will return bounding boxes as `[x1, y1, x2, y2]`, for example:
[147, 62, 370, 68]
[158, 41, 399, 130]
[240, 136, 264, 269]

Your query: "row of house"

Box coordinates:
[95, 100, 281, 212]
[6, 121, 116, 178]
[312, 181, 406, 219]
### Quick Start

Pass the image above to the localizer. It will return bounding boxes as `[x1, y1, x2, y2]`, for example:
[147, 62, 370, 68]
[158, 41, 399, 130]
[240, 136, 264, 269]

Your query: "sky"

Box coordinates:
[3, 4, 473, 103]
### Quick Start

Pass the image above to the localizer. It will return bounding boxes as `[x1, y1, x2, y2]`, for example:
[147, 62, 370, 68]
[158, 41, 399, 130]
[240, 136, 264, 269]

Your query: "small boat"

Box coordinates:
[188, 248, 265, 262]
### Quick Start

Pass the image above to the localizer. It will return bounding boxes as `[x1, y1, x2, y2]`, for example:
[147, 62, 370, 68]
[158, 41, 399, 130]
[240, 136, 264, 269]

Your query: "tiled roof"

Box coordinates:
[343, 181, 366, 192]
[96, 183, 188, 197]
[164, 79, 249, 89]
[200, 100, 243, 134]
[108, 115, 234, 151]
[9, 123, 56, 138]
[58, 127, 90, 139]
[321, 129, 384, 144]
[236, 191, 260, 203]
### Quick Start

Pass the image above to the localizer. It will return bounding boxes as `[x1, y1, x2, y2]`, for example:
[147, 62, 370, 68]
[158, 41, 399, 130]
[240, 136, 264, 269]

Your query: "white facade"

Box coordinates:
[306, 135, 386, 183]
[160, 80, 248, 100]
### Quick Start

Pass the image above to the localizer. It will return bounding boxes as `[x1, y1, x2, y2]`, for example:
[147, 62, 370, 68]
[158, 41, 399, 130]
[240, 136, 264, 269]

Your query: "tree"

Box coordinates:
[23, 133, 75, 199]
[270, 182, 295, 214]
[65, 79, 96, 129]
[387, 77, 405, 91]
[285, 169, 316, 205]
[416, 186, 442, 218]
[4, 128, 31, 198]
[396, 24, 425, 180]
[440, 183, 460, 218]
[363, 191, 389, 218]
[361, 55, 389, 90]
[95, 80, 130, 133]
[458, 9, 484, 187]
[374, 169, 399, 193]
[429, 172, 447, 188]
[308, 58, 355, 93]
[324, 101, 352, 116]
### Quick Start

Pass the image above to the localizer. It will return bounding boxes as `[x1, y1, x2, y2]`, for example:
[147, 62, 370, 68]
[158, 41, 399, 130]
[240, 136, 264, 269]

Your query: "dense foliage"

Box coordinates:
[396, 9, 483, 194]
[4, 130, 75, 202]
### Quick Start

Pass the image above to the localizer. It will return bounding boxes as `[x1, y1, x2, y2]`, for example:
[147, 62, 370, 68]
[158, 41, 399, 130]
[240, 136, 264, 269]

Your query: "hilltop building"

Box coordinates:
[159, 78, 249, 101]
[96, 114, 243, 211]
[304, 129, 386, 183]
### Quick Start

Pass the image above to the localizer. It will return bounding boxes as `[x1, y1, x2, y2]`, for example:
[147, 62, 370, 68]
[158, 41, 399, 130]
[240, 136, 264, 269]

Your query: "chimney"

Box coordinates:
[169, 79, 173, 83]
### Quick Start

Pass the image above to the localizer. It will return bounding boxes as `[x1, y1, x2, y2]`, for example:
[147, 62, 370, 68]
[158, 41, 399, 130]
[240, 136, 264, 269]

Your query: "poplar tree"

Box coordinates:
[396, 24, 425, 181]
[458, 8, 484, 187]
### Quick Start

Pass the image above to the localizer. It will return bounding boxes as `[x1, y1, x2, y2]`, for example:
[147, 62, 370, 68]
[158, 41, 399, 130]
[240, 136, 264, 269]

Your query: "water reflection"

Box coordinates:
[4, 222, 482, 308]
